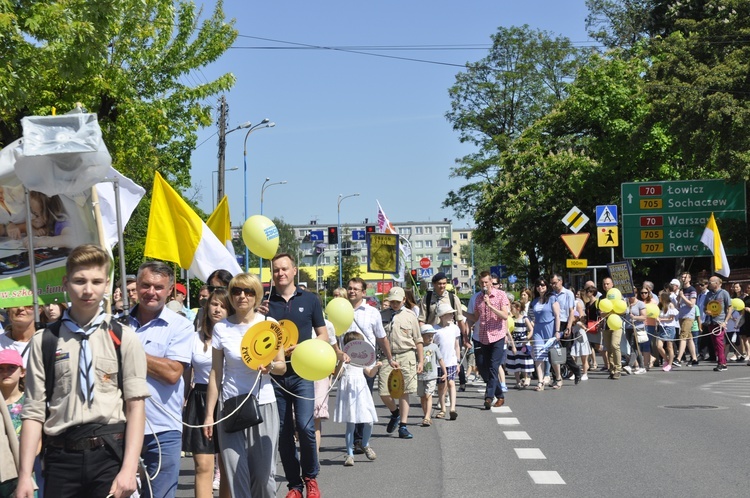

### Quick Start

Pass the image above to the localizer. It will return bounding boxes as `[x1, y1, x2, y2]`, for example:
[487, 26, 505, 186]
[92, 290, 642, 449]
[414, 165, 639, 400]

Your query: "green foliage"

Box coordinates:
[1, 0, 237, 276]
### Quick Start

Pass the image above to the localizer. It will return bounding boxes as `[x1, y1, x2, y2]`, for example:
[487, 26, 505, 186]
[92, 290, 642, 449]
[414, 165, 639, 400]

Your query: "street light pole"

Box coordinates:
[217, 119, 251, 204]
[242, 118, 276, 272]
[337, 193, 360, 288]
[259, 177, 287, 281]
[212, 167, 239, 209]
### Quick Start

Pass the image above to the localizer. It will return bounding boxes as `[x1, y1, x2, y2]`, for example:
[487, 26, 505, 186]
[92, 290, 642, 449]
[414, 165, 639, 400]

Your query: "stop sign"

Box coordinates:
[420, 257, 430, 269]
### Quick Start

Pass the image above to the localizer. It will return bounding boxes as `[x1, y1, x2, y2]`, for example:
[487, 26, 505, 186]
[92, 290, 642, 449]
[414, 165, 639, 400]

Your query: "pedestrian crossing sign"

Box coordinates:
[595, 205, 618, 226]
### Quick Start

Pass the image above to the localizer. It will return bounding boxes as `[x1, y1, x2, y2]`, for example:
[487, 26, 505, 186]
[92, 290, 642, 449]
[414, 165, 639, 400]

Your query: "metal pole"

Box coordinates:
[336, 193, 359, 288]
[242, 119, 274, 272]
[23, 188, 41, 327]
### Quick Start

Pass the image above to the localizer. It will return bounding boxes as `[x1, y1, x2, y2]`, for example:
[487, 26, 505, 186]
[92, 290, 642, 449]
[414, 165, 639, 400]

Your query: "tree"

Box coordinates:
[444, 25, 587, 218]
[242, 217, 301, 270]
[585, 0, 656, 49]
[0, 0, 237, 275]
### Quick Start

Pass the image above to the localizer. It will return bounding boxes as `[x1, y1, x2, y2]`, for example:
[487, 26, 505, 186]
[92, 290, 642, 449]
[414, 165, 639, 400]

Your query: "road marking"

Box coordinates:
[491, 406, 512, 413]
[495, 417, 520, 425]
[515, 448, 545, 459]
[702, 377, 750, 398]
[528, 471, 565, 484]
[504, 431, 531, 440]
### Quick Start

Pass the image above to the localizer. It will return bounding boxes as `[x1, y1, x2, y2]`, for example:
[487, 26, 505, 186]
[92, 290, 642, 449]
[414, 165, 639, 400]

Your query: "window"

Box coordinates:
[414, 226, 423, 235]
[460, 258, 467, 264]
[459, 232, 468, 240]
[398, 227, 412, 235]
[424, 227, 432, 235]
[437, 239, 450, 247]
[424, 240, 433, 248]
[414, 241, 423, 249]
[436, 226, 448, 234]
[461, 270, 469, 277]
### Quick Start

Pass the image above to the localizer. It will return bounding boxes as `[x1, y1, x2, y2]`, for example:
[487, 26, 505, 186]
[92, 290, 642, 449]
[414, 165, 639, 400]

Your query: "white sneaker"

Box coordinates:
[213, 478, 220, 490]
[580, 374, 589, 381]
[634, 368, 647, 375]
[623, 366, 633, 375]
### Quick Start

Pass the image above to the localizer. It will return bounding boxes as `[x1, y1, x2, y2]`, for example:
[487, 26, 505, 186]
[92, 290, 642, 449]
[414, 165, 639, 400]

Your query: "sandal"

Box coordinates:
[421, 417, 431, 426]
[535, 383, 544, 392]
[552, 378, 563, 390]
[435, 411, 445, 419]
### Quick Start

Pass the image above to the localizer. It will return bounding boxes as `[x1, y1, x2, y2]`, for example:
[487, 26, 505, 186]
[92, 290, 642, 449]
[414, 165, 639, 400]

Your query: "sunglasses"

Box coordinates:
[639, 291, 649, 295]
[208, 285, 226, 292]
[536, 283, 547, 287]
[230, 287, 256, 297]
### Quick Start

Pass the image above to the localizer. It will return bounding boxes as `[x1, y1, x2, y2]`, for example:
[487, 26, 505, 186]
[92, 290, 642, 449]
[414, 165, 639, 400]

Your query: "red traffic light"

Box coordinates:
[365, 225, 376, 233]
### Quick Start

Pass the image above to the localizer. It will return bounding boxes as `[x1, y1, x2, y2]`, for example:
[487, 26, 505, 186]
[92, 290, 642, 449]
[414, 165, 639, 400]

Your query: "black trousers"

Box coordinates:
[560, 321, 581, 379]
[44, 441, 122, 498]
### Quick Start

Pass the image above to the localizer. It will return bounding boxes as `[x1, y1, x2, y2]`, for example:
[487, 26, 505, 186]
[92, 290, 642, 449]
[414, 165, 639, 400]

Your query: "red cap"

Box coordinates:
[175, 283, 187, 296]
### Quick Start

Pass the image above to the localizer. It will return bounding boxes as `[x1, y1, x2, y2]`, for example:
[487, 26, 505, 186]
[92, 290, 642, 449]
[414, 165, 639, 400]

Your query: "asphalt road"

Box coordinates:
[176, 360, 750, 497]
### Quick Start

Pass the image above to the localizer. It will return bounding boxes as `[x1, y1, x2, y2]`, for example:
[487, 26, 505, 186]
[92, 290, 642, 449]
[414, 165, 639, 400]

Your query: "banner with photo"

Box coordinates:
[367, 233, 399, 274]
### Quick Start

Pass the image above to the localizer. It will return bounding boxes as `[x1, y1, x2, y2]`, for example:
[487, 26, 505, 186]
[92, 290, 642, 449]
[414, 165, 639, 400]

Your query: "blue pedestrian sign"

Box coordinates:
[595, 205, 618, 226]
[419, 268, 434, 279]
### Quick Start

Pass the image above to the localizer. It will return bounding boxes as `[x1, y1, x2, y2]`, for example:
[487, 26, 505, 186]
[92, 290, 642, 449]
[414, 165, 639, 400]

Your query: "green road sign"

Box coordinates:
[621, 180, 747, 259]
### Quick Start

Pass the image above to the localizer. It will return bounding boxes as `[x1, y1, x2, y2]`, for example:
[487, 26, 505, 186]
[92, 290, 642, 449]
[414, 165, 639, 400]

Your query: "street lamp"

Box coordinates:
[337, 193, 360, 288]
[242, 118, 276, 272]
[259, 177, 287, 281]
[217, 121, 251, 203]
[212, 167, 239, 209]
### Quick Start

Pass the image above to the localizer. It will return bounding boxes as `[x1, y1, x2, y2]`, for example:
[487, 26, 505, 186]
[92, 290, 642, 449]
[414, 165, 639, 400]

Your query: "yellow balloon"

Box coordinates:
[508, 319, 515, 333]
[645, 303, 660, 318]
[325, 297, 354, 336]
[242, 215, 280, 260]
[732, 298, 745, 312]
[607, 314, 623, 330]
[606, 288, 622, 301]
[291, 339, 337, 381]
[612, 299, 628, 315]
[598, 298, 613, 313]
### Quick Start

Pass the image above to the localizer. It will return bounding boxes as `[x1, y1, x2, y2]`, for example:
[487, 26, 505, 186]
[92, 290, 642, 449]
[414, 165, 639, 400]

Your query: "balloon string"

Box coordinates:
[268, 360, 345, 400]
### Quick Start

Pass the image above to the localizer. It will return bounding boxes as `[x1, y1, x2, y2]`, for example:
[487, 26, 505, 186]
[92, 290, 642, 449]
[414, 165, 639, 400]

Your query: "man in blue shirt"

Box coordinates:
[128, 261, 194, 498]
[551, 273, 582, 384]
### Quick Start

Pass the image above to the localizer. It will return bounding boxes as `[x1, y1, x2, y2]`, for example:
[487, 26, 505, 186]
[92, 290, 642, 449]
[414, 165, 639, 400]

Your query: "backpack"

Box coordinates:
[425, 290, 459, 324]
[42, 318, 124, 409]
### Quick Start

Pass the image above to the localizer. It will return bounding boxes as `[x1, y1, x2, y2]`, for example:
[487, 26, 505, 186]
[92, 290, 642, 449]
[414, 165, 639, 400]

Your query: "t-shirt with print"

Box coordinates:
[419, 343, 443, 381]
[433, 323, 460, 367]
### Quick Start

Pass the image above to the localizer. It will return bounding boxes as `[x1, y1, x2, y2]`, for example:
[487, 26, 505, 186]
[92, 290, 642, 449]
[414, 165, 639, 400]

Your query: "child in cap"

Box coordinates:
[417, 325, 446, 426]
[0, 349, 25, 496]
[16, 244, 150, 498]
[433, 307, 461, 420]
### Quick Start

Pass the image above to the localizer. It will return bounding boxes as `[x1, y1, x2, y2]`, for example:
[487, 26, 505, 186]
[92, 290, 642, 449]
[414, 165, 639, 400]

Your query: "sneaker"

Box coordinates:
[386, 411, 400, 433]
[662, 363, 672, 372]
[398, 425, 413, 439]
[634, 368, 647, 375]
[353, 441, 365, 454]
[692, 360, 700, 366]
[580, 374, 589, 381]
[672, 360, 682, 367]
[363, 446, 377, 460]
[343, 455, 354, 467]
[304, 477, 321, 498]
[213, 478, 220, 491]
[713, 364, 728, 372]
[599, 366, 609, 371]
[735, 355, 747, 363]
[458, 384, 466, 392]
[500, 382, 508, 393]
[623, 366, 632, 375]
[285, 488, 304, 498]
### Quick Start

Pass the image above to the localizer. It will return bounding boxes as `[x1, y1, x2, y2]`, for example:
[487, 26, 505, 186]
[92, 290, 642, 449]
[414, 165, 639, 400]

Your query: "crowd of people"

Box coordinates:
[1, 247, 749, 498]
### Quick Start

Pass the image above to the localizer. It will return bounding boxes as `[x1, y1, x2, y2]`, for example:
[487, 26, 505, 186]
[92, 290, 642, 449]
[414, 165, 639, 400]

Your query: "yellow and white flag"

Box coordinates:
[207, 195, 235, 256]
[699, 212, 730, 278]
[145, 172, 242, 281]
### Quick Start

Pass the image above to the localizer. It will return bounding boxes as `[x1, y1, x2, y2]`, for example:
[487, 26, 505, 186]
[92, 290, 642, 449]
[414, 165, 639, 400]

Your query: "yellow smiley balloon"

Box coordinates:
[240, 321, 283, 370]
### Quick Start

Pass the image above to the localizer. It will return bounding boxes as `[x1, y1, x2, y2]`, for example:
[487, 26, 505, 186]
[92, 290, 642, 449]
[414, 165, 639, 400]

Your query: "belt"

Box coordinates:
[47, 432, 124, 452]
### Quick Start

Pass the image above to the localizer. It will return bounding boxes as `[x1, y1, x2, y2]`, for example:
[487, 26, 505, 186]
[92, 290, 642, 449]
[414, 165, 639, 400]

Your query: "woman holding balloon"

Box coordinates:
[203, 273, 286, 498]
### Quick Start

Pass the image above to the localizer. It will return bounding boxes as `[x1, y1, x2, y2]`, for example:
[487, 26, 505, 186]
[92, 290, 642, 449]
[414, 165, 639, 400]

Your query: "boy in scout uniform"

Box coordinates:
[379, 287, 424, 440]
[16, 244, 150, 498]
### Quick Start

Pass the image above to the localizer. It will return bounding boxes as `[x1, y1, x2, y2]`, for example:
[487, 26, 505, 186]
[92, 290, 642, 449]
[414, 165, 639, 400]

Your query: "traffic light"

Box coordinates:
[327, 226, 338, 245]
[365, 225, 376, 234]
[410, 269, 418, 282]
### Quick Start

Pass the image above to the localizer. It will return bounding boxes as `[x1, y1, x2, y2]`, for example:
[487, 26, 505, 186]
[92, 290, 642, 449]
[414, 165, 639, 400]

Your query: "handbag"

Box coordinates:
[221, 375, 263, 433]
[548, 344, 566, 365]
[586, 320, 599, 334]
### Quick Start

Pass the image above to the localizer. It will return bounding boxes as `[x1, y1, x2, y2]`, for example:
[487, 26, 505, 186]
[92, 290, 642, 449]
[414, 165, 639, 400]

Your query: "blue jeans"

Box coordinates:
[479, 338, 506, 400]
[141, 430, 182, 498]
[274, 374, 319, 491]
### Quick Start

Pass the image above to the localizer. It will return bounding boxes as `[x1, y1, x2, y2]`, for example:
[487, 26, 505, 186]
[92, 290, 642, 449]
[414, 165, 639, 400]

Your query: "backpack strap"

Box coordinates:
[448, 290, 458, 322]
[424, 291, 434, 323]
[108, 320, 124, 396]
[42, 321, 63, 409]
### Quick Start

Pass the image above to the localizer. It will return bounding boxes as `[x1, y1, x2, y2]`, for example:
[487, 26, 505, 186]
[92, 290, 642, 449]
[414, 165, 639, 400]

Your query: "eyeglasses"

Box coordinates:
[550, 280, 560, 285]
[230, 287, 256, 297]
[208, 285, 226, 292]
[347, 287, 363, 292]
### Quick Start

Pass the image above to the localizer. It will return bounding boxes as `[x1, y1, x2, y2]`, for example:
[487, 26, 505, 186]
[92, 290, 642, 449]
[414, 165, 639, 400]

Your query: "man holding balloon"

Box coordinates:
[262, 253, 330, 498]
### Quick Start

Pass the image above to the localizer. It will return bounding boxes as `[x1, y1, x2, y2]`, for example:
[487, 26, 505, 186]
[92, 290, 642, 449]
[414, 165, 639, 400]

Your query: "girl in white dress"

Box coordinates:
[333, 332, 381, 466]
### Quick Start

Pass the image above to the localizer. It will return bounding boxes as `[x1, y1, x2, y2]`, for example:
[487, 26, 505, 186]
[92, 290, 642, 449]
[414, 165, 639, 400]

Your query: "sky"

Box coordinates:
[189, 0, 594, 229]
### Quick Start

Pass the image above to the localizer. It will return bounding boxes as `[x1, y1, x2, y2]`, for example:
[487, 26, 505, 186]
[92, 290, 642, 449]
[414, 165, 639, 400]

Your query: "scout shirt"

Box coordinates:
[381, 308, 423, 354]
[21, 315, 149, 436]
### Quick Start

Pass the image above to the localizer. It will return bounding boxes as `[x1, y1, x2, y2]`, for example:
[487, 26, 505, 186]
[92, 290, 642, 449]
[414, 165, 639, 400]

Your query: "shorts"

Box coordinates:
[467, 349, 476, 368]
[417, 379, 437, 397]
[378, 350, 418, 396]
[437, 365, 457, 384]
[679, 318, 694, 339]
[314, 376, 331, 420]
[659, 325, 676, 341]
